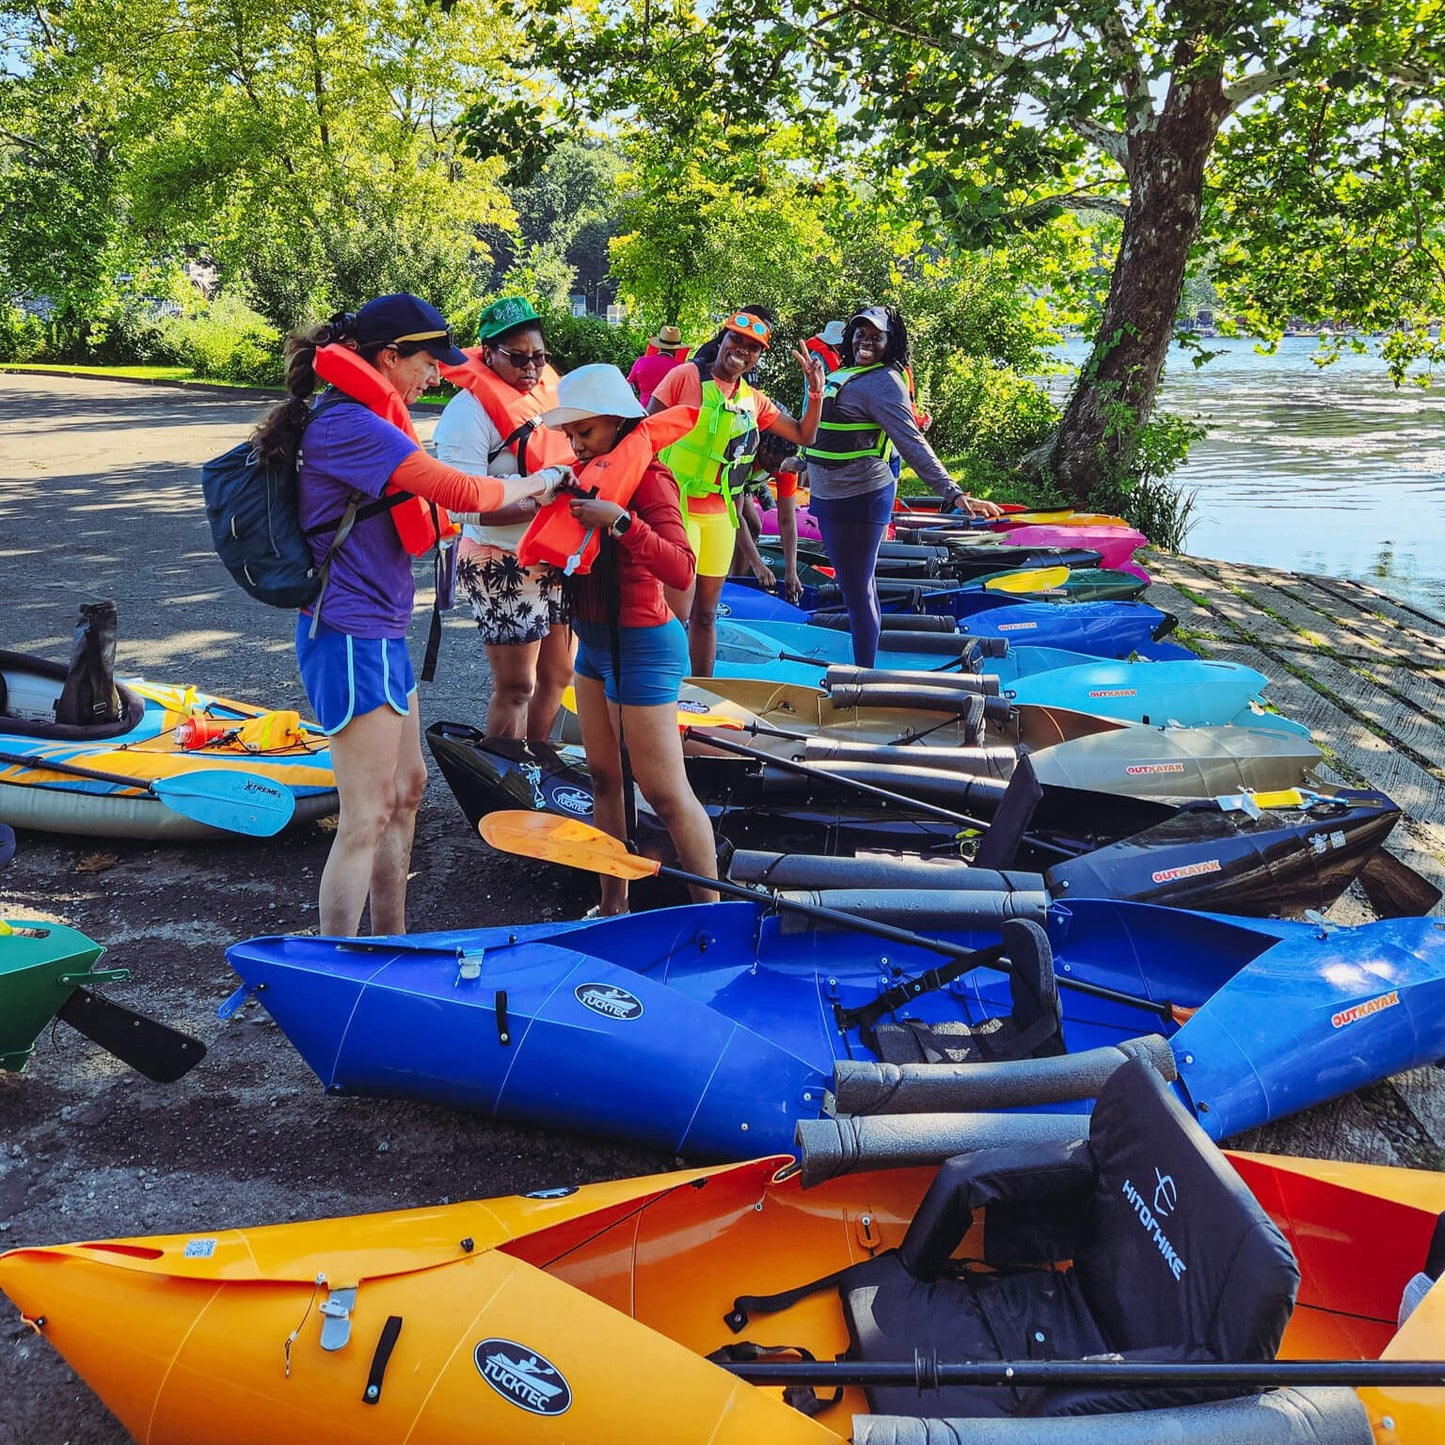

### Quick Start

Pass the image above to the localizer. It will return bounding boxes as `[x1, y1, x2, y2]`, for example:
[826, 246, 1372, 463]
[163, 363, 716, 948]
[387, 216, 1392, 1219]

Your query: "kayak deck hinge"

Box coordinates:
[319, 1285, 359, 1351]
[454, 947, 485, 984]
[57, 968, 128, 988]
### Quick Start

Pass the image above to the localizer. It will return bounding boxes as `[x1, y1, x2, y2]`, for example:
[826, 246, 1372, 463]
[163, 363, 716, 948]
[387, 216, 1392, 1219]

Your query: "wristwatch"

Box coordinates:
[609, 510, 633, 539]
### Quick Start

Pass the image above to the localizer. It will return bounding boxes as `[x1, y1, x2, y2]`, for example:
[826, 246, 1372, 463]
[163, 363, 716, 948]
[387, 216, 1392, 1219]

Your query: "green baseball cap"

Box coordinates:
[477, 296, 542, 343]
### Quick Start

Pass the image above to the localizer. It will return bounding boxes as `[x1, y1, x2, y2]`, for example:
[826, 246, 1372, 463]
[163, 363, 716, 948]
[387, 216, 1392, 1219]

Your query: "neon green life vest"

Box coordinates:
[657, 371, 761, 528]
[803, 364, 895, 468]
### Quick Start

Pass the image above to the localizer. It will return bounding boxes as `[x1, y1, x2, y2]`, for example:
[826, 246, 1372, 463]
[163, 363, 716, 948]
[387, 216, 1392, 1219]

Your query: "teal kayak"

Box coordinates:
[713, 619, 1309, 735]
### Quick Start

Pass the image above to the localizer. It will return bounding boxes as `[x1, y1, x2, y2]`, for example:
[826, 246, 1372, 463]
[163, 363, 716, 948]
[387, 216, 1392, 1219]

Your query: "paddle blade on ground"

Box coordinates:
[480, 811, 662, 881]
[151, 771, 296, 837]
[560, 684, 747, 733]
[55, 987, 207, 1083]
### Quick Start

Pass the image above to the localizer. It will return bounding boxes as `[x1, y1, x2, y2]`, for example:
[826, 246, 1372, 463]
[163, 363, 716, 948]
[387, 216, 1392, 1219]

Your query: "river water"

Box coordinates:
[1055, 336, 1445, 610]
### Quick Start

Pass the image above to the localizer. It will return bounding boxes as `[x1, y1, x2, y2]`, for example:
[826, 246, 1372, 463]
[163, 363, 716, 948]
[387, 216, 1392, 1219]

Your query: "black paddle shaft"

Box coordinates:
[0, 748, 162, 793]
[660, 858, 1171, 1019]
[723, 1353, 1445, 1390]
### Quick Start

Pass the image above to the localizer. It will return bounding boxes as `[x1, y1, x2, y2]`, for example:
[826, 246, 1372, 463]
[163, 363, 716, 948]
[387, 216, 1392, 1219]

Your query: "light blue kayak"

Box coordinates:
[713, 618, 1310, 735]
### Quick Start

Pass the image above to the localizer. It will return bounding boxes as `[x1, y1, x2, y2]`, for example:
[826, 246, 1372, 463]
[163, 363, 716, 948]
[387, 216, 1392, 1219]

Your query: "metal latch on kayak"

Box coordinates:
[319, 1285, 358, 1351]
[58, 969, 129, 988]
[454, 947, 485, 985]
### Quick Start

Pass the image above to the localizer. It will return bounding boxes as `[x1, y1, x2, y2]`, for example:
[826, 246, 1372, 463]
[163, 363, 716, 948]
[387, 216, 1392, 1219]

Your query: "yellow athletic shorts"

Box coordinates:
[684, 507, 739, 578]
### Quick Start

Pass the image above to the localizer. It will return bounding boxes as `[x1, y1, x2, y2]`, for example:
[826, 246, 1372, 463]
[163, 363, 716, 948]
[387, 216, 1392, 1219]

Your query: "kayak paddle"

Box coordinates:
[478, 811, 1180, 1021]
[559, 685, 749, 734]
[0, 823, 13, 867]
[979, 564, 1070, 593]
[718, 1354, 1445, 1391]
[0, 749, 296, 837]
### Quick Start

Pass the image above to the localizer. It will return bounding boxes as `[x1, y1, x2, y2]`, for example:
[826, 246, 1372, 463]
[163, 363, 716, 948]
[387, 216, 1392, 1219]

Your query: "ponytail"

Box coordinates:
[251, 311, 357, 465]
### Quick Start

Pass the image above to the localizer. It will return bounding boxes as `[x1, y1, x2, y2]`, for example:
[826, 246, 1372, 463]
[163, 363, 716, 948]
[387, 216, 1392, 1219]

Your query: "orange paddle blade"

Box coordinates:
[479, 811, 662, 881]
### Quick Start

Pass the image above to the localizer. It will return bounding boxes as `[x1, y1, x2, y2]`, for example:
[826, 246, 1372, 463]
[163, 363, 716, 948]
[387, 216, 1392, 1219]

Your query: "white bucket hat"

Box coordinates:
[819, 320, 846, 345]
[540, 363, 646, 427]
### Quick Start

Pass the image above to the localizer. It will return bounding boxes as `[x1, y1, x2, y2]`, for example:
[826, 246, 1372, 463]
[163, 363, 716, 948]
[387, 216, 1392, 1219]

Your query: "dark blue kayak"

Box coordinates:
[223, 898, 1445, 1162]
[717, 581, 1182, 659]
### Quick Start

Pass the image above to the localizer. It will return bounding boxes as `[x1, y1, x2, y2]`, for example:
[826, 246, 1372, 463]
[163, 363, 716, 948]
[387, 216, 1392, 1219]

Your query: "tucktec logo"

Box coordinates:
[716, 603, 732, 616]
[1121, 1175, 1188, 1281]
[474, 1339, 572, 1415]
[676, 699, 711, 714]
[549, 786, 593, 816]
[1331, 990, 1400, 1030]
[575, 983, 644, 1020]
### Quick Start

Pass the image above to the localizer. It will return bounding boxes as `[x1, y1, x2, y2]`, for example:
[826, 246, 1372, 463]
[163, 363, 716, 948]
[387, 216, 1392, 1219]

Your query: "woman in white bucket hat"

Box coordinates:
[538, 364, 720, 916]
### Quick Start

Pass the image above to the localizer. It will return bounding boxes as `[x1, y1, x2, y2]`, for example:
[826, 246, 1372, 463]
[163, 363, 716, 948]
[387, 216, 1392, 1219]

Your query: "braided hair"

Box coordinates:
[840, 306, 912, 372]
[252, 311, 357, 465]
[252, 310, 438, 464]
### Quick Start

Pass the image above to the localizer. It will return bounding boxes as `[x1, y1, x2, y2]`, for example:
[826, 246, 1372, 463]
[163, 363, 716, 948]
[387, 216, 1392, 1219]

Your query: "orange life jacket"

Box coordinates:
[806, 338, 841, 374]
[437, 352, 576, 473]
[517, 407, 698, 576]
[312, 344, 457, 556]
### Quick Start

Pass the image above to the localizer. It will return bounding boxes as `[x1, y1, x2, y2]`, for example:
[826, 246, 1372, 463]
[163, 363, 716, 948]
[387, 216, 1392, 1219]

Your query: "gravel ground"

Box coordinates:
[1, 372, 1441, 1444]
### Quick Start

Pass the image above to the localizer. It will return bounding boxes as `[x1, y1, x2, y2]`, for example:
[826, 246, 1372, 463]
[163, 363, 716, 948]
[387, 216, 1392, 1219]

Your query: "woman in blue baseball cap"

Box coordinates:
[253, 293, 566, 937]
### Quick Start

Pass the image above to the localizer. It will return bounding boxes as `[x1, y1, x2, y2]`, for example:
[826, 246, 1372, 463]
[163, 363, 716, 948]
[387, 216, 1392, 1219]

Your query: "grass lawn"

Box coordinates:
[0, 362, 198, 381]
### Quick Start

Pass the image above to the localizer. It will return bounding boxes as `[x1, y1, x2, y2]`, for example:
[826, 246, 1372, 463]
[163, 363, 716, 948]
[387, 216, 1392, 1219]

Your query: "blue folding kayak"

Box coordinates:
[717, 581, 1184, 660]
[713, 619, 1308, 734]
[224, 898, 1445, 1162]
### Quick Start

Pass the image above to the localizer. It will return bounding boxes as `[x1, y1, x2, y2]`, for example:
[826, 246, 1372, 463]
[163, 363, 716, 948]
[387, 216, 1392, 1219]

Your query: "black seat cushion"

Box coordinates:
[872, 919, 1064, 1066]
[837, 1058, 1298, 1420]
[1073, 1055, 1299, 1366]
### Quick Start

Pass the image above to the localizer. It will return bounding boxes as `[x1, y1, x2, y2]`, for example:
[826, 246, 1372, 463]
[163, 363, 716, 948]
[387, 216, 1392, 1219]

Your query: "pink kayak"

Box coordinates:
[997, 522, 1147, 570]
[759, 501, 823, 542]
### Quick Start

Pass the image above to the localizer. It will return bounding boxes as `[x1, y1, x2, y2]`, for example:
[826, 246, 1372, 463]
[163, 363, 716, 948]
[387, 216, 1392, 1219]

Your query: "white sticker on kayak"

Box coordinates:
[996, 622, 1037, 631]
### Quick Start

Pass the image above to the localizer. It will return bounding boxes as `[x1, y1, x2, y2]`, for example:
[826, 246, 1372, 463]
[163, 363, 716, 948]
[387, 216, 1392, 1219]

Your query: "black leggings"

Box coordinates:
[812, 482, 896, 667]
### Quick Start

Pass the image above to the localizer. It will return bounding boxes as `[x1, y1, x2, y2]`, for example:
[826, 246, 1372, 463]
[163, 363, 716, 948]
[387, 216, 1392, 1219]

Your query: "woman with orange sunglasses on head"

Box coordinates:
[647, 308, 826, 676]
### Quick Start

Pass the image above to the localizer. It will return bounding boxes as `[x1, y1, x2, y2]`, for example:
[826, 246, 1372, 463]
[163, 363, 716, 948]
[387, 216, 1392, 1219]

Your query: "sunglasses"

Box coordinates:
[728, 313, 771, 343]
[492, 347, 550, 369]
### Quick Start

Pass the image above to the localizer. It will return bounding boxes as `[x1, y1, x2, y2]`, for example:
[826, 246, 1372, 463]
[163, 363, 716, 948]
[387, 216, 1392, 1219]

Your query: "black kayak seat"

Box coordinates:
[877, 632, 1008, 660]
[851, 1388, 1371, 1444]
[871, 918, 1063, 1067]
[54, 600, 122, 727]
[837, 1056, 1299, 1420]
[972, 755, 1043, 870]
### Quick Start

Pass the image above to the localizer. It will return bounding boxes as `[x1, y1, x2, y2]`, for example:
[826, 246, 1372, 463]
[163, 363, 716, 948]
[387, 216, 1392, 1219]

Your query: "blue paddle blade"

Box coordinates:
[151, 771, 296, 837]
[0, 823, 13, 867]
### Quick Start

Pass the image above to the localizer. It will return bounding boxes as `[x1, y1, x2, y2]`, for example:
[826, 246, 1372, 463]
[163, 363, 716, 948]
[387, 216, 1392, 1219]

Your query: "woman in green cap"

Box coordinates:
[435, 297, 578, 739]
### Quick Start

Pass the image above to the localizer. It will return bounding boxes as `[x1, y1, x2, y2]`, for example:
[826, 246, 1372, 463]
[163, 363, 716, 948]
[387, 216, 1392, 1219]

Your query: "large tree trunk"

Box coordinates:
[1032, 60, 1232, 506]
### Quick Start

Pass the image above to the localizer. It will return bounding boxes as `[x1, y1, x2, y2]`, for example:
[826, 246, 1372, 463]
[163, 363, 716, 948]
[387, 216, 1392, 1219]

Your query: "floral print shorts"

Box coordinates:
[455, 541, 569, 647]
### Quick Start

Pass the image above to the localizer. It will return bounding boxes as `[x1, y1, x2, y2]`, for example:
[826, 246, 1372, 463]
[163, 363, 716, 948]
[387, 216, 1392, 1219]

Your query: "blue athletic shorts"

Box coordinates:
[295, 615, 416, 734]
[573, 618, 688, 707]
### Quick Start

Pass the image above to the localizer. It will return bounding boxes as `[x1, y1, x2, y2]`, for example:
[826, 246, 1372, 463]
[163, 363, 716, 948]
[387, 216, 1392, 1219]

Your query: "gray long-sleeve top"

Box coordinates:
[805, 364, 962, 503]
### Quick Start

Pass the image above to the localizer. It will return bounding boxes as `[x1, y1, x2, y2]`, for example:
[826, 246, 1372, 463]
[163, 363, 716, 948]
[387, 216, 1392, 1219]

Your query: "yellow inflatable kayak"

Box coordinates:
[0, 1061, 1440, 1442]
